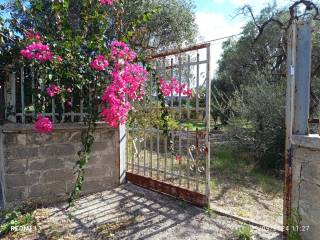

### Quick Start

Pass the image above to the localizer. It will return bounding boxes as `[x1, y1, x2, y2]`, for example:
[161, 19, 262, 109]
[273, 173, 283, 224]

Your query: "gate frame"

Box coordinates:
[126, 43, 211, 207]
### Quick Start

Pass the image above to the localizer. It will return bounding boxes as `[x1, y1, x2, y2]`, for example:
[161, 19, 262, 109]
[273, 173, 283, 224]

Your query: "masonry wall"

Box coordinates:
[292, 134, 320, 240]
[0, 123, 122, 209]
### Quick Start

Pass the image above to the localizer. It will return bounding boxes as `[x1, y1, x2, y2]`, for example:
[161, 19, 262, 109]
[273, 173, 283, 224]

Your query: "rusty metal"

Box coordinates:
[148, 43, 210, 60]
[126, 172, 208, 207]
[308, 118, 319, 123]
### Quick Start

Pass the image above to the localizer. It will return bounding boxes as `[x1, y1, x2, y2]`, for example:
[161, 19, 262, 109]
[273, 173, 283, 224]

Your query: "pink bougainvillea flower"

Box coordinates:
[159, 77, 193, 97]
[90, 55, 109, 71]
[66, 87, 73, 93]
[54, 55, 63, 63]
[100, 63, 148, 127]
[110, 41, 137, 63]
[46, 84, 61, 97]
[20, 42, 52, 62]
[34, 114, 53, 134]
[99, 0, 114, 5]
[25, 30, 41, 42]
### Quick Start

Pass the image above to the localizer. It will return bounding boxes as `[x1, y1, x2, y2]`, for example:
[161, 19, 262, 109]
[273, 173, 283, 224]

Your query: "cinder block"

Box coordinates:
[6, 173, 40, 188]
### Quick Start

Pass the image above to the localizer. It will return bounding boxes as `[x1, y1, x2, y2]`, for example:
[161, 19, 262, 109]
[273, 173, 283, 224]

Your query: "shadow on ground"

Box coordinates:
[27, 183, 283, 240]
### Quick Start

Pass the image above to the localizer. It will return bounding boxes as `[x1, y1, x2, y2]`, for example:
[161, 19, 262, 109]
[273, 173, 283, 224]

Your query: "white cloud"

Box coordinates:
[195, 12, 244, 75]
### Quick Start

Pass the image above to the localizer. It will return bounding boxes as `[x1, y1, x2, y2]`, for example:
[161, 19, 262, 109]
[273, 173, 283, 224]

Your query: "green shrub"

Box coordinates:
[227, 80, 285, 170]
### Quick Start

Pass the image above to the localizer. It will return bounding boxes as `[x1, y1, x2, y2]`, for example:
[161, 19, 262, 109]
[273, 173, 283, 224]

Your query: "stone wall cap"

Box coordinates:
[0, 122, 115, 133]
[292, 134, 320, 150]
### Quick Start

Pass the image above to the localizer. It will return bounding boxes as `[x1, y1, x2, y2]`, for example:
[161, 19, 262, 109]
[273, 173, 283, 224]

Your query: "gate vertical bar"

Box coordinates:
[137, 127, 141, 174]
[170, 58, 174, 181]
[156, 61, 160, 179]
[205, 44, 211, 205]
[143, 90, 147, 176]
[196, 53, 200, 119]
[178, 55, 182, 185]
[9, 73, 16, 123]
[20, 67, 25, 123]
[162, 57, 167, 180]
[187, 55, 191, 119]
[149, 72, 153, 177]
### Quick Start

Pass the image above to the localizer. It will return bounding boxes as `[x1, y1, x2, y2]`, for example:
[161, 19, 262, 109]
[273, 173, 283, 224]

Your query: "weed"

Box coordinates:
[204, 206, 216, 218]
[287, 209, 302, 240]
[233, 224, 253, 240]
[0, 209, 36, 236]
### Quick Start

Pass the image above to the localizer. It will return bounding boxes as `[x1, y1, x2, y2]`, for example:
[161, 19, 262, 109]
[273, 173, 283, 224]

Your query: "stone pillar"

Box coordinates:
[292, 135, 320, 240]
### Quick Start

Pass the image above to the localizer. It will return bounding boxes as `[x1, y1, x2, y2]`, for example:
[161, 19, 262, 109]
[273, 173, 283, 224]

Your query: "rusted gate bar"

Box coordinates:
[126, 172, 207, 207]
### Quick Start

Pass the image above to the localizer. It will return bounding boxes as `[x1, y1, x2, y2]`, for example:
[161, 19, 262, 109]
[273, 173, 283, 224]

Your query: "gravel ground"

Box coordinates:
[5, 183, 283, 240]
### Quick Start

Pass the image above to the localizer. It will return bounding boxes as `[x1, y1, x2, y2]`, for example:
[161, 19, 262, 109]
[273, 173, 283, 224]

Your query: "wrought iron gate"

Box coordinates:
[126, 43, 211, 207]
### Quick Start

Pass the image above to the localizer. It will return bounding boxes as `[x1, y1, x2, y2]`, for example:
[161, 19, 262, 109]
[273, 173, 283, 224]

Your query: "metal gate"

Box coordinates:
[126, 43, 211, 207]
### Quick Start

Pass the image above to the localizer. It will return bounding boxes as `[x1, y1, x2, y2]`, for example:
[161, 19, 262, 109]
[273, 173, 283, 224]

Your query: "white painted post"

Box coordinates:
[119, 124, 127, 184]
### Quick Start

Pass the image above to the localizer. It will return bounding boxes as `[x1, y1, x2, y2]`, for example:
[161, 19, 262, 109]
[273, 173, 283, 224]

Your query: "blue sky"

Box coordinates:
[194, 0, 292, 72]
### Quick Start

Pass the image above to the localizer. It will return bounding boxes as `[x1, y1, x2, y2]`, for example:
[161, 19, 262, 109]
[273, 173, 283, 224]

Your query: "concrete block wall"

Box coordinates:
[0, 123, 122, 208]
[292, 134, 320, 240]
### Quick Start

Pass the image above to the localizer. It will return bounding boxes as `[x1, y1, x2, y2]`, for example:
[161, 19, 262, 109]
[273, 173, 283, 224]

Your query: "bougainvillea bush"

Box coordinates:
[9, 0, 156, 205]
[5, 0, 193, 206]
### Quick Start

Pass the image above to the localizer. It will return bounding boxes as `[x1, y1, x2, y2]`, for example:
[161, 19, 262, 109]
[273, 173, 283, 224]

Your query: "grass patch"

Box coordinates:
[182, 121, 205, 131]
[251, 171, 282, 194]
[211, 146, 282, 194]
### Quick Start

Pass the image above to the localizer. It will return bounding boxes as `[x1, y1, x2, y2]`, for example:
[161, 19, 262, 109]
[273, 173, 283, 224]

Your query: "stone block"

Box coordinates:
[29, 181, 67, 198]
[5, 159, 27, 174]
[301, 160, 320, 186]
[92, 142, 112, 152]
[90, 153, 115, 166]
[29, 158, 64, 171]
[6, 187, 26, 202]
[6, 173, 40, 188]
[4, 134, 17, 145]
[40, 169, 74, 183]
[5, 147, 39, 160]
[39, 144, 75, 157]
[68, 131, 82, 143]
[84, 167, 109, 179]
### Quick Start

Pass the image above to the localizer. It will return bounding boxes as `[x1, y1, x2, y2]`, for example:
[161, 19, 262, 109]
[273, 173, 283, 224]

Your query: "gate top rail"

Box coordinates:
[148, 43, 210, 60]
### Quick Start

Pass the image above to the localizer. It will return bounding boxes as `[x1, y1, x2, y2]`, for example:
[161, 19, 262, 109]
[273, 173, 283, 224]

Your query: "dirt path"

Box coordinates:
[5, 183, 282, 240]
